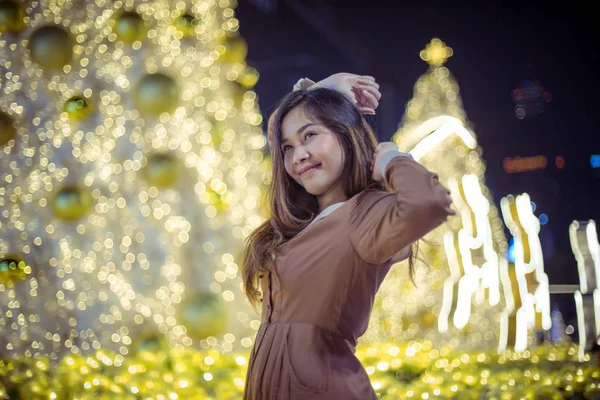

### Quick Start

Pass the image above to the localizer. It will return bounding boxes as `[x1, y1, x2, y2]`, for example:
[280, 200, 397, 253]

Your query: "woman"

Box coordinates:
[242, 74, 454, 399]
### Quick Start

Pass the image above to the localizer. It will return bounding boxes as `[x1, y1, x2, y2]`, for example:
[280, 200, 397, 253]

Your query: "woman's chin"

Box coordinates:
[303, 185, 326, 196]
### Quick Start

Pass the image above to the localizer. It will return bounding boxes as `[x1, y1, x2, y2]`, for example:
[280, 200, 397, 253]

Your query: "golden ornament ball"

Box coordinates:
[142, 152, 180, 188]
[174, 13, 199, 37]
[114, 11, 146, 43]
[134, 73, 179, 115]
[419, 310, 437, 328]
[28, 25, 74, 70]
[51, 185, 92, 221]
[207, 188, 229, 212]
[0, 255, 31, 284]
[219, 35, 248, 64]
[178, 292, 228, 339]
[64, 96, 93, 121]
[0, 111, 16, 146]
[0, 0, 25, 33]
[237, 66, 259, 89]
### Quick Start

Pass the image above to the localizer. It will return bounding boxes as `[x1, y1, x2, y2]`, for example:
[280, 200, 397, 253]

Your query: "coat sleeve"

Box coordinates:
[349, 155, 455, 265]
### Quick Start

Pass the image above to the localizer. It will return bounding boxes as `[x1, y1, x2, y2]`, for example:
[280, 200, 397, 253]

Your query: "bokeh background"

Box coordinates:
[1, 0, 600, 399]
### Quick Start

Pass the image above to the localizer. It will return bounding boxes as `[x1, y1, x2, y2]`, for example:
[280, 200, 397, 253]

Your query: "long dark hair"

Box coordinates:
[242, 88, 416, 307]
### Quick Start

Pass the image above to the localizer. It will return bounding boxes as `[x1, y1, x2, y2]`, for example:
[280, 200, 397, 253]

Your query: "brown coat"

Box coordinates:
[244, 156, 454, 399]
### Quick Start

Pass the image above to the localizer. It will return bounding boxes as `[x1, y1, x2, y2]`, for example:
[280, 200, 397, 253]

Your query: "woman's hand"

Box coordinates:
[370, 142, 399, 182]
[312, 73, 381, 115]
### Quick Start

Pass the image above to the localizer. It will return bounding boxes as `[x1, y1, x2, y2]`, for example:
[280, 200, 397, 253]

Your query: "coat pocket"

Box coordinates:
[283, 326, 330, 393]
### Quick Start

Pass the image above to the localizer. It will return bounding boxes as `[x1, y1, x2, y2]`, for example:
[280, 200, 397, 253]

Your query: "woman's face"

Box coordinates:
[280, 106, 346, 201]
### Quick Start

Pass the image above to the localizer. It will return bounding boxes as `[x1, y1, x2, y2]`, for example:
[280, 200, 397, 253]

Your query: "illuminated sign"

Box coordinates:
[503, 155, 565, 173]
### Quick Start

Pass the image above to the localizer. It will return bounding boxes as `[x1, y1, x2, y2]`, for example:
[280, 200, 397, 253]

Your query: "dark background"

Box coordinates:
[237, 0, 600, 330]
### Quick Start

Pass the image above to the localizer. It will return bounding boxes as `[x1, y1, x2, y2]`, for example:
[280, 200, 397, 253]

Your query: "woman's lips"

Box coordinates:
[299, 164, 321, 176]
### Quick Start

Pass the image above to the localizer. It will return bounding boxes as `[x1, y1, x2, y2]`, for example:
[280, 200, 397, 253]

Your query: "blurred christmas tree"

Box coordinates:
[364, 39, 508, 349]
[0, 0, 267, 365]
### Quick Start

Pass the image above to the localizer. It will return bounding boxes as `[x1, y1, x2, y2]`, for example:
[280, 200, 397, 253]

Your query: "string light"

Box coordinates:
[569, 220, 600, 361]
[438, 175, 500, 333]
[499, 194, 551, 352]
[0, 0, 266, 370]
[371, 39, 506, 350]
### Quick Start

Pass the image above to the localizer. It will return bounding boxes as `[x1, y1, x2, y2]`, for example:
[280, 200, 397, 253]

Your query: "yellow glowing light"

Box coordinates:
[420, 38, 453, 67]
[499, 194, 550, 352]
[408, 116, 476, 162]
[0, 0, 269, 365]
[372, 39, 507, 350]
[439, 175, 500, 332]
[569, 220, 600, 361]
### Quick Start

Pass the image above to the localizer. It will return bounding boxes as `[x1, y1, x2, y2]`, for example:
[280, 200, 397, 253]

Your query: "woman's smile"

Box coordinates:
[298, 163, 321, 177]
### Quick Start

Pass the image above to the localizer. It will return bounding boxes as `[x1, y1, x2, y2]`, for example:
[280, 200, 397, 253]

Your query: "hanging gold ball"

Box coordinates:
[0, 0, 25, 33]
[142, 152, 180, 188]
[114, 11, 146, 43]
[64, 95, 93, 121]
[218, 35, 248, 64]
[237, 66, 259, 89]
[134, 73, 179, 115]
[0, 111, 16, 146]
[51, 185, 92, 221]
[207, 188, 229, 212]
[178, 293, 228, 339]
[28, 25, 74, 70]
[419, 310, 437, 328]
[0, 255, 30, 284]
[174, 13, 199, 37]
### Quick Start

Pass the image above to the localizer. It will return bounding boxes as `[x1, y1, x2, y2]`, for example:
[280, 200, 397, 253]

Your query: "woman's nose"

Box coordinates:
[293, 146, 309, 164]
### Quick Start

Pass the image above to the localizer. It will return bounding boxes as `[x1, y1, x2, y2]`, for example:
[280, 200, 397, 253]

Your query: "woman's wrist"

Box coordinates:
[378, 150, 413, 178]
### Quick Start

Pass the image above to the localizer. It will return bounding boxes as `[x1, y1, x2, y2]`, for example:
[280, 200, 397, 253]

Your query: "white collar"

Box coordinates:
[310, 201, 346, 225]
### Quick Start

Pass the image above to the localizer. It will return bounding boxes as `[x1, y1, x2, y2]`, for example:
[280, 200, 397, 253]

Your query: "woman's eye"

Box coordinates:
[304, 132, 315, 140]
[282, 145, 291, 152]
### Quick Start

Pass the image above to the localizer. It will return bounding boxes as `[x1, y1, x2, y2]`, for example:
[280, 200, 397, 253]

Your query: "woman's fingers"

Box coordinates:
[354, 89, 379, 111]
[361, 89, 379, 109]
[359, 75, 376, 83]
[358, 84, 381, 100]
[357, 78, 380, 92]
[357, 106, 375, 115]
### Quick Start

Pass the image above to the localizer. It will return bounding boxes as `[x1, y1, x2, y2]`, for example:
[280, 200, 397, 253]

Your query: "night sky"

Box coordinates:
[237, 1, 600, 326]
